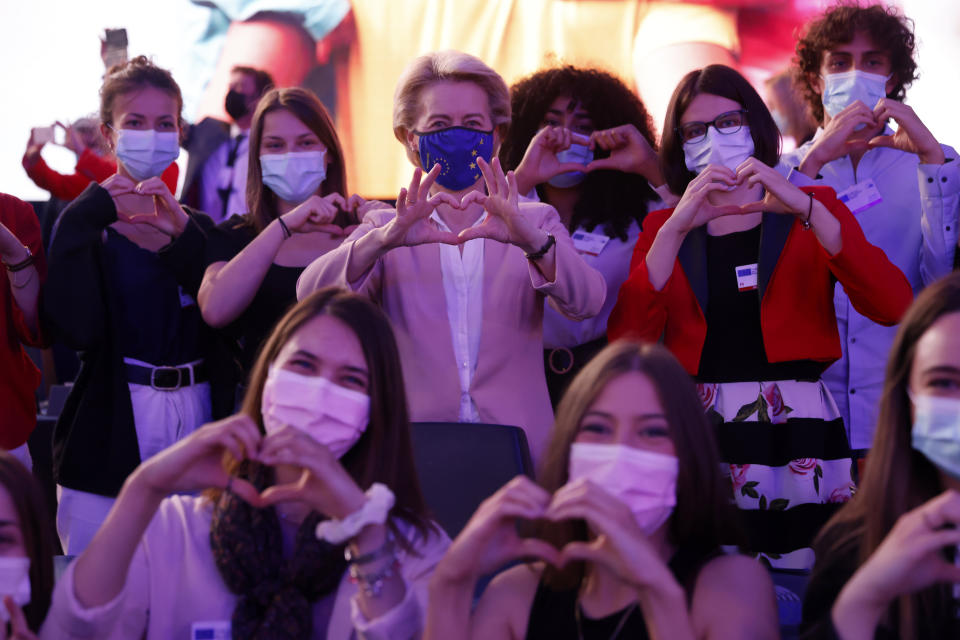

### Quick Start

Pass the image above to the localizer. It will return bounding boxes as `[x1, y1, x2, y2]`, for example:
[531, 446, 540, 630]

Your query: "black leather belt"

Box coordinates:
[546, 338, 607, 375]
[125, 362, 208, 390]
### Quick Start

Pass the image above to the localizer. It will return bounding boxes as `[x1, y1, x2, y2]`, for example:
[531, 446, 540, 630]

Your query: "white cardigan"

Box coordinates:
[41, 495, 450, 640]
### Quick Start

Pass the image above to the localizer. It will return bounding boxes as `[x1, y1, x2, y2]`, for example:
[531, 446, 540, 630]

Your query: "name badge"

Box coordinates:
[178, 286, 196, 308]
[736, 263, 758, 292]
[571, 230, 610, 256]
[192, 621, 231, 640]
[837, 179, 882, 215]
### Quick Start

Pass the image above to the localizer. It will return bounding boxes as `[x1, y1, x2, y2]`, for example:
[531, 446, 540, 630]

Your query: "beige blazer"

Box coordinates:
[297, 203, 605, 462]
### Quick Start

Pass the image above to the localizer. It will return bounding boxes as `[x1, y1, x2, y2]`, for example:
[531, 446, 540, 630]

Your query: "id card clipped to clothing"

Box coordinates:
[192, 621, 231, 639]
[571, 230, 610, 256]
[736, 263, 758, 292]
[837, 179, 883, 215]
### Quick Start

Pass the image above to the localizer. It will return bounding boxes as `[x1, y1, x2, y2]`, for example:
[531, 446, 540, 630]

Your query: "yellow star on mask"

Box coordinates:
[469, 162, 476, 169]
[471, 150, 478, 156]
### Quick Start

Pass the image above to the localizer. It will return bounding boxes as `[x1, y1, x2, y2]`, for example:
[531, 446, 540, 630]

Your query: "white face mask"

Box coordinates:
[683, 126, 755, 176]
[821, 70, 890, 119]
[567, 442, 678, 535]
[113, 128, 180, 181]
[0, 557, 30, 623]
[547, 142, 594, 188]
[911, 394, 960, 481]
[260, 151, 327, 204]
[261, 366, 370, 458]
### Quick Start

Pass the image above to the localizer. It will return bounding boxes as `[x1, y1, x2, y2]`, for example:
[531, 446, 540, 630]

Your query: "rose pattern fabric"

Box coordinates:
[730, 464, 751, 491]
[761, 382, 793, 424]
[697, 383, 718, 411]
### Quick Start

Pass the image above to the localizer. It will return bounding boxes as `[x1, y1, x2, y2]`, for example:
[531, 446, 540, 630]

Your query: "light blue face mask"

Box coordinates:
[911, 394, 960, 480]
[821, 70, 890, 119]
[547, 142, 594, 188]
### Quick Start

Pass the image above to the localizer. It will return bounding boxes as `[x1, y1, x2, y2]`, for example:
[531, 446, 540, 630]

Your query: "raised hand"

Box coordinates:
[125, 177, 190, 237]
[434, 476, 561, 584]
[56, 120, 87, 157]
[735, 158, 811, 216]
[869, 99, 945, 164]
[382, 164, 461, 248]
[664, 165, 744, 235]
[587, 124, 661, 183]
[256, 425, 366, 520]
[23, 129, 46, 165]
[280, 193, 348, 236]
[514, 126, 593, 193]
[800, 101, 878, 176]
[133, 415, 262, 504]
[458, 157, 548, 253]
[2, 596, 38, 640]
[545, 478, 676, 591]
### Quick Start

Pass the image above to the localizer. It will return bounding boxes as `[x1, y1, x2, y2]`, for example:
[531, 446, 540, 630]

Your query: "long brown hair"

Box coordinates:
[0, 452, 55, 632]
[812, 273, 960, 638]
[211, 287, 433, 545]
[243, 88, 347, 233]
[537, 341, 737, 589]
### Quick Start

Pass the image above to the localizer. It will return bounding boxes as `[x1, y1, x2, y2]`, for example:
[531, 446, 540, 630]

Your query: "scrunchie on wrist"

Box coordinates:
[315, 483, 396, 545]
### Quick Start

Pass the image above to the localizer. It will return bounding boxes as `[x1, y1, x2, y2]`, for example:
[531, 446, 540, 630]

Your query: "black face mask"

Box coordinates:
[225, 89, 252, 121]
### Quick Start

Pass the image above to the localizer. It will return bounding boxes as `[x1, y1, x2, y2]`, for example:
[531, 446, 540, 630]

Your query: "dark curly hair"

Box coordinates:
[499, 65, 659, 241]
[794, 3, 917, 124]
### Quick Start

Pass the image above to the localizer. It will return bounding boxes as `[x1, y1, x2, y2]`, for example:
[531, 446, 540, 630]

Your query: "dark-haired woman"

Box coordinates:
[0, 451, 56, 639]
[608, 64, 913, 569]
[501, 66, 673, 404]
[43, 56, 215, 556]
[802, 272, 960, 639]
[424, 341, 778, 639]
[199, 87, 383, 407]
[41, 288, 448, 640]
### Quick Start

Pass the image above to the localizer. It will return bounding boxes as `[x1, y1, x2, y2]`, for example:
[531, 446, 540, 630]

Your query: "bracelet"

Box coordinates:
[277, 217, 292, 239]
[349, 558, 400, 598]
[345, 535, 395, 565]
[801, 192, 814, 231]
[3, 247, 34, 272]
[315, 483, 395, 544]
[524, 233, 556, 261]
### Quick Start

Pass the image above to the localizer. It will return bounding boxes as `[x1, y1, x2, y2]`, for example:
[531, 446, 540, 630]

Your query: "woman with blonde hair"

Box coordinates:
[298, 50, 605, 463]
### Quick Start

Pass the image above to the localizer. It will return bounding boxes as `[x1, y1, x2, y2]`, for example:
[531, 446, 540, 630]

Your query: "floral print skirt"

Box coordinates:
[698, 379, 854, 570]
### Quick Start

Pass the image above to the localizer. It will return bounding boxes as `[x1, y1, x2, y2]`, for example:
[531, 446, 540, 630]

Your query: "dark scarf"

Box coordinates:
[209, 463, 348, 639]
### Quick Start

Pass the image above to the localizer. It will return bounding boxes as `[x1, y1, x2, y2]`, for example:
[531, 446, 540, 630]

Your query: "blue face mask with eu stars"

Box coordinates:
[416, 126, 494, 191]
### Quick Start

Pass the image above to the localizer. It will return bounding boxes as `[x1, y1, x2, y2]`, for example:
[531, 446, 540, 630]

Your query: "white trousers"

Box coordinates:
[56, 377, 211, 555]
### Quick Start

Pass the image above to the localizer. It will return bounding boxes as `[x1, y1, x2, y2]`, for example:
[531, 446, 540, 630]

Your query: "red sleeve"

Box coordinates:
[22, 154, 91, 201]
[75, 148, 118, 182]
[810, 186, 913, 326]
[162, 161, 180, 195]
[1, 195, 47, 347]
[607, 210, 674, 343]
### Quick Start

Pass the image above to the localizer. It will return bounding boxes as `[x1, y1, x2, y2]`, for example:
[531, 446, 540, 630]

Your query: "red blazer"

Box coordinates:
[23, 149, 179, 202]
[608, 186, 913, 376]
[1, 194, 48, 449]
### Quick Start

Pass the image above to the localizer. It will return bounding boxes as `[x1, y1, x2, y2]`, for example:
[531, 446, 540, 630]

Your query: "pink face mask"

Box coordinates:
[567, 442, 678, 535]
[261, 366, 371, 458]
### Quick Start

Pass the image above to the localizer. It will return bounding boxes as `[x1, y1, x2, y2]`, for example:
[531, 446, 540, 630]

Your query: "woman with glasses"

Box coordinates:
[608, 64, 913, 569]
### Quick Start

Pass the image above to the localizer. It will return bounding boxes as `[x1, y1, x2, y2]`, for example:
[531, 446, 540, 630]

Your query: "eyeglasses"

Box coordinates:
[676, 110, 748, 144]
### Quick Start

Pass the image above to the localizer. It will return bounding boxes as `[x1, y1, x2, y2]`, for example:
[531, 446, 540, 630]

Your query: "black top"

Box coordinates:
[102, 227, 203, 365]
[205, 214, 303, 374]
[801, 521, 960, 639]
[43, 184, 217, 496]
[525, 549, 716, 640]
[697, 225, 820, 383]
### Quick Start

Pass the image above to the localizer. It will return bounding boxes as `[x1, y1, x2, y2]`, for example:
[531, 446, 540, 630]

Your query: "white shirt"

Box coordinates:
[430, 210, 486, 423]
[200, 125, 249, 223]
[781, 129, 959, 449]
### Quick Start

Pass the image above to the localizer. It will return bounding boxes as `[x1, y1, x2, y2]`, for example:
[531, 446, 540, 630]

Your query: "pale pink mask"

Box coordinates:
[567, 442, 678, 535]
[261, 366, 370, 458]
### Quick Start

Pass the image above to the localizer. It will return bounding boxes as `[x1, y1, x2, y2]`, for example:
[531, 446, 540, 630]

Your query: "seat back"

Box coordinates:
[409, 422, 534, 539]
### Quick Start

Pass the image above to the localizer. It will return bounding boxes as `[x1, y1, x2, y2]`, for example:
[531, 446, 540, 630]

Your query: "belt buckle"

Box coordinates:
[150, 366, 183, 391]
[548, 347, 574, 375]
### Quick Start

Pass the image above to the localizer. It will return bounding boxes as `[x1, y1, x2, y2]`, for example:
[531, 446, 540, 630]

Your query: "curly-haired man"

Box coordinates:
[782, 3, 959, 454]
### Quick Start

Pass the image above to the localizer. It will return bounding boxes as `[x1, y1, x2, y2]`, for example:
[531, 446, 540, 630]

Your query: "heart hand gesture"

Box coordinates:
[587, 124, 661, 184]
[383, 165, 461, 248]
[281, 193, 348, 236]
[514, 126, 594, 193]
[868, 99, 945, 164]
[664, 165, 745, 235]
